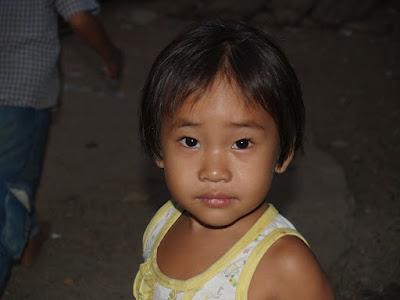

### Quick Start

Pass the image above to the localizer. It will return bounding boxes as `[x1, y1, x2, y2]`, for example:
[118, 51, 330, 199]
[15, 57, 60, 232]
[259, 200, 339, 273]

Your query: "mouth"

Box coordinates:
[197, 193, 234, 208]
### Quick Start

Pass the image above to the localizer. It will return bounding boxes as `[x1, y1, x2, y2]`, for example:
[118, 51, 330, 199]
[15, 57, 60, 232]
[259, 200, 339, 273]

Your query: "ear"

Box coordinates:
[155, 158, 164, 169]
[275, 151, 294, 174]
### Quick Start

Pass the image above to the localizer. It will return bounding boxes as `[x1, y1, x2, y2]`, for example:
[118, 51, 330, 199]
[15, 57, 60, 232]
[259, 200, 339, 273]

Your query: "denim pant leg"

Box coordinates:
[0, 106, 49, 293]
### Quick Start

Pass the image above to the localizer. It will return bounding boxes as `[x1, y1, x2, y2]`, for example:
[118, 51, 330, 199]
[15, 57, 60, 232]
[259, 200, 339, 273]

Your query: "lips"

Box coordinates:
[197, 193, 234, 208]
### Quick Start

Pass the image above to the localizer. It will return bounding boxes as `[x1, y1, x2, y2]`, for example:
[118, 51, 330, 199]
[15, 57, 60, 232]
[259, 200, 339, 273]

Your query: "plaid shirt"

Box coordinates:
[0, 0, 99, 108]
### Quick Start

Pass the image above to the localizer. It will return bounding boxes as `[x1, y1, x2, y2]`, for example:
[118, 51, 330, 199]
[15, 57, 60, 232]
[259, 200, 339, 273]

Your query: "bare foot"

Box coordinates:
[20, 221, 51, 267]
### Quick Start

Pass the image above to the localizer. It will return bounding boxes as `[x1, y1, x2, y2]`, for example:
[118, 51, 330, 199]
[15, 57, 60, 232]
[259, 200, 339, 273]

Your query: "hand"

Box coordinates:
[103, 47, 123, 80]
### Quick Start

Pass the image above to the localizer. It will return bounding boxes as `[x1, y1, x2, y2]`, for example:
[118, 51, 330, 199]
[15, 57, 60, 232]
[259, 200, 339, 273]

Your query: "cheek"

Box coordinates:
[234, 154, 276, 194]
[236, 148, 276, 173]
[163, 158, 195, 196]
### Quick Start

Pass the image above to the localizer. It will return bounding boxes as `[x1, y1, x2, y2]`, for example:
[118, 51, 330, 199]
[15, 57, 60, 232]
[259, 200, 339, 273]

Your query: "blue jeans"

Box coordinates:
[0, 106, 49, 293]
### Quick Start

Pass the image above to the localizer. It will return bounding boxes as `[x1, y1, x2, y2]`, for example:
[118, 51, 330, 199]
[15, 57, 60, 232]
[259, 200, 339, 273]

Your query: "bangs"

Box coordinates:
[159, 41, 275, 120]
[140, 20, 304, 165]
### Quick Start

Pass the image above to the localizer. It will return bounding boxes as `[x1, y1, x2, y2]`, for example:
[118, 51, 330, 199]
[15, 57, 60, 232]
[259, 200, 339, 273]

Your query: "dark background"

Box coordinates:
[3, 0, 400, 299]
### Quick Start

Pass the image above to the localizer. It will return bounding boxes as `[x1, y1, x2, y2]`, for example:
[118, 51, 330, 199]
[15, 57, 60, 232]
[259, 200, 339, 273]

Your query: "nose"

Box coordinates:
[199, 150, 232, 183]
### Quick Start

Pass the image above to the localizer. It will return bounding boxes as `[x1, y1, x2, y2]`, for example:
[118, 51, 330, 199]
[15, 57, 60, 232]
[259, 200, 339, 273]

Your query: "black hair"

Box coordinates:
[139, 20, 305, 166]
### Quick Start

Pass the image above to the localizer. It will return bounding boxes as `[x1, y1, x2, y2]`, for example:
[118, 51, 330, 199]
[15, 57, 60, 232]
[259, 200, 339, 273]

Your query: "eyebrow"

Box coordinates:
[171, 118, 265, 130]
[171, 119, 201, 128]
[230, 121, 265, 130]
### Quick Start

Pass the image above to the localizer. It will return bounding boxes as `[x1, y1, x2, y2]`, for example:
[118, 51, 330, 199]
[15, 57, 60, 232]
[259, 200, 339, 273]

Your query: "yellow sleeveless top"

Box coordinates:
[133, 201, 307, 300]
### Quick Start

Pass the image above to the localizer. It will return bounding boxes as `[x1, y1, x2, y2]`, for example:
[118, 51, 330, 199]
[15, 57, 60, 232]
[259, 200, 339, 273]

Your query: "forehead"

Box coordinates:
[165, 77, 275, 129]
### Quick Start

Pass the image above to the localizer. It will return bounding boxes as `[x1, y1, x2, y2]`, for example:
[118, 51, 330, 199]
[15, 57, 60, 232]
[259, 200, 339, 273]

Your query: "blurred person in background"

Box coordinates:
[0, 0, 122, 294]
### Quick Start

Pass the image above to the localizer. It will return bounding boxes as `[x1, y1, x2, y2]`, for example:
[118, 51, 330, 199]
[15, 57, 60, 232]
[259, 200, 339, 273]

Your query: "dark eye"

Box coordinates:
[233, 138, 252, 150]
[179, 137, 199, 148]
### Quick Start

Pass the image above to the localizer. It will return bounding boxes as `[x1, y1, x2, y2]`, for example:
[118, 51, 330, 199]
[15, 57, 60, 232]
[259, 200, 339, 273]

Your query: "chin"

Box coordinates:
[194, 214, 241, 229]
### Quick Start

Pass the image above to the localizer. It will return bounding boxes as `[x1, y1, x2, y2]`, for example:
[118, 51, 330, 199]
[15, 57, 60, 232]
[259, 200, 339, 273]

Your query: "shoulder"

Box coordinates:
[249, 235, 334, 300]
[142, 201, 179, 258]
[143, 201, 175, 242]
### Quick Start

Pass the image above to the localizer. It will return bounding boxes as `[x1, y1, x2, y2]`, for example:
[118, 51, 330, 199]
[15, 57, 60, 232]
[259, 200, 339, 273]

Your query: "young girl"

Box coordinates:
[134, 20, 334, 299]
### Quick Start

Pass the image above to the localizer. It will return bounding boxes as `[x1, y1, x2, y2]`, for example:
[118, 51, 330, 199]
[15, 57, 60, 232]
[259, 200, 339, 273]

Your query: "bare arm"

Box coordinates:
[249, 236, 335, 299]
[67, 11, 122, 79]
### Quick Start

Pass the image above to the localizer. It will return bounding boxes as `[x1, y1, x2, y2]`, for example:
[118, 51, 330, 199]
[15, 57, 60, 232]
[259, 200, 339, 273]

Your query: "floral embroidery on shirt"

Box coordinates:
[134, 202, 301, 299]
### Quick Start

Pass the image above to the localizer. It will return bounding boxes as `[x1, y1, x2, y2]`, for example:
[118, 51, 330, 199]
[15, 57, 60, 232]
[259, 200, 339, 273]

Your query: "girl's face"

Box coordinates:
[157, 77, 292, 228]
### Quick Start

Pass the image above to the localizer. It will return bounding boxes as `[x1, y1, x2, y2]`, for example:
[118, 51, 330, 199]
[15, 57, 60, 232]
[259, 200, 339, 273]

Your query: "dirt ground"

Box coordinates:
[2, 1, 400, 299]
